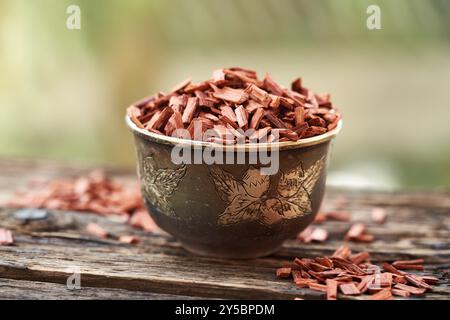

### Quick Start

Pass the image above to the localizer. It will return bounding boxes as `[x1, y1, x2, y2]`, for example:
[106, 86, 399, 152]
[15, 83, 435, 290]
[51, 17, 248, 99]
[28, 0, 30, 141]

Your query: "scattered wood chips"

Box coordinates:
[276, 245, 439, 300]
[127, 67, 341, 144]
[6, 171, 163, 243]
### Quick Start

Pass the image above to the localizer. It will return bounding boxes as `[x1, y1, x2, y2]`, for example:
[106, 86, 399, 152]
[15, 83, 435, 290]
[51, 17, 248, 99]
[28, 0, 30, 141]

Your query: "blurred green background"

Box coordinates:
[1, 0, 449, 189]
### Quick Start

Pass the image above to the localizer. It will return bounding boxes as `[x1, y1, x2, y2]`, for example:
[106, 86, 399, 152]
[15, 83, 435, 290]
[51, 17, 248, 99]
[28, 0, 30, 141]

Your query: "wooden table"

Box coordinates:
[0, 158, 449, 300]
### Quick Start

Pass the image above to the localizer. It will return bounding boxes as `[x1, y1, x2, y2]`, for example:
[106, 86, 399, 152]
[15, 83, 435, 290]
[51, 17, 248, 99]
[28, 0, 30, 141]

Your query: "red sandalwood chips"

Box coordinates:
[127, 67, 341, 144]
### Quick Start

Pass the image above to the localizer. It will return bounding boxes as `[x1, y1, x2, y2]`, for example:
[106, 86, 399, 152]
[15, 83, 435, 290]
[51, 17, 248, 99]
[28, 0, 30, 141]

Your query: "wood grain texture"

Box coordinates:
[0, 158, 449, 299]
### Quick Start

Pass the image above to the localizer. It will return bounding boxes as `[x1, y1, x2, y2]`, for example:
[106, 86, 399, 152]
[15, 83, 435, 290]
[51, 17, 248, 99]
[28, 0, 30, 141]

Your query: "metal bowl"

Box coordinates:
[126, 116, 342, 258]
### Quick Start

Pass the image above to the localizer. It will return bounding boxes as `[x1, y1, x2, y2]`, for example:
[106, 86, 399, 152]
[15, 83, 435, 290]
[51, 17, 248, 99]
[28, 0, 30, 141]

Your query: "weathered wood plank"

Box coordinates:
[0, 278, 204, 300]
[0, 158, 449, 299]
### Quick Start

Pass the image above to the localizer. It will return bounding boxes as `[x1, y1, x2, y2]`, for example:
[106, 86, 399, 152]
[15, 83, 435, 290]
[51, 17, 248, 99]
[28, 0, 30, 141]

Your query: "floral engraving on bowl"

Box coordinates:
[209, 157, 325, 226]
[141, 155, 186, 216]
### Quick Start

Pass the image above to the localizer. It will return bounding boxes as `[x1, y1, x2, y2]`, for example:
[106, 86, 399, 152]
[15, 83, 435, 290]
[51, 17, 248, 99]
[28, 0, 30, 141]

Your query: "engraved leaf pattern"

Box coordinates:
[142, 156, 186, 216]
[210, 156, 326, 226]
[209, 166, 268, 225]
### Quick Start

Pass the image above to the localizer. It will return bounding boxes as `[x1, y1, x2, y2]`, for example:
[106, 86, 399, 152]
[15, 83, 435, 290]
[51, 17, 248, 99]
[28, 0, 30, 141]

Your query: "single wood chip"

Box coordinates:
[265, 111, 286, 128]
[382, 263, 406, 276]
[276, 267, 292, 278]
[339, 282, 360, 295]
[392, 259, 424, 266]
[350, 251, 370, 265]
[308, 283, 327, 293]
[357, 275, 374, 294]
[404, 274, 432, 290]
[310, 228, 328, 242]
[393, 283, 426, 295]
[86, 222, 108, 239]
[294, 107, 305, 126]
[391, 288, 411, 298]
[371, 207, 387, 224]
[332, 245, 352, 260]
[366, 288, 393, 300]
[325, 211, 351, 221]
[235, 105, 248, 128]
[393, 264, 424, 271]
[380, 273, 393, 287]
[245, 84, 271, 106]
[345, 223, 366, 240]
[118, 235, 140, 244]
[291, 77, 303, 93]
[211, 84, 248, 104]
[297, 226, 314, 243]
[0, 228, 14, 246]
[182, 97, 198, 124]
[249, 108, 265, 129]
[129, 209, 161, 233]
[326, 279, 338, 300]
[419, 276, 439, 285]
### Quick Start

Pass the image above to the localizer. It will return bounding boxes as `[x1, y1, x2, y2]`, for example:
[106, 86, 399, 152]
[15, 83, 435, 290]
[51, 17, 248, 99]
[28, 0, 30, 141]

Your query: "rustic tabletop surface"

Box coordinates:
[0, 158, 449, 300]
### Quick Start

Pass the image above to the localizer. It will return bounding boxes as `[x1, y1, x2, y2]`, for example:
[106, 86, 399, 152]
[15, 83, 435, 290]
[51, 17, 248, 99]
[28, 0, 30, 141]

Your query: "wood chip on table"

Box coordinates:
[118, 235, 140, 245]
[277, 244, 439, 300]
[391, 288, 411, 298]
[313, 212, 327, 224]
[345, 223, 365, 239]
[324, 211, 351, 221]
[419, 276, 440, 285]
[276, 267, 292, 278]
[345, 223, 375, 242]
[86, 222, 109, 239]
[393, 283, 426, 295]
[392, 259, 424, 268]
[308, 283, 327, 293]
[404, 274, 432, 290]
[310, 228, 328, 242]
[332, 245, 352, 260]
[357, 275, 375, 294]
[366, 288, 393, 300]
[339, 283, 361, 295]
[371, 207, 387, 224]
[0, 228, 14, 246]
[129, 209, 162, 233]
[380, 273, 393, 287]
[326, 279, 338, 300]
[382, 263, 406, 276]
[297, 226, 314, 243]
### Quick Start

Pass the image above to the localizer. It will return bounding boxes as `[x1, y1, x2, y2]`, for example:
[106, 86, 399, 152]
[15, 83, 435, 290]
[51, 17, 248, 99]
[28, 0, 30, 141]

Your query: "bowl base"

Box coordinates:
[180, 240, 283, 259]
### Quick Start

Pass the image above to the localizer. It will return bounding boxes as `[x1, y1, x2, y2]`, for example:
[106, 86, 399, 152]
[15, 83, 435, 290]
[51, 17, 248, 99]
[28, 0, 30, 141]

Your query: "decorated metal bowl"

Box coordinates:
[127, 116, 342, 258]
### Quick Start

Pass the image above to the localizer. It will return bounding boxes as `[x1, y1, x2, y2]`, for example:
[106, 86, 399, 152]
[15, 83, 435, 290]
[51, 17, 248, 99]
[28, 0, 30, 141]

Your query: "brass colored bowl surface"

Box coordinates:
[127, 115, 342, 258]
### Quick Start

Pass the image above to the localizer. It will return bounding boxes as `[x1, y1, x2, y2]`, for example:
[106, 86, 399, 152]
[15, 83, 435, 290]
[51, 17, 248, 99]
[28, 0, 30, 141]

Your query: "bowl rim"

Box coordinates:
[126, 115, 342, 151]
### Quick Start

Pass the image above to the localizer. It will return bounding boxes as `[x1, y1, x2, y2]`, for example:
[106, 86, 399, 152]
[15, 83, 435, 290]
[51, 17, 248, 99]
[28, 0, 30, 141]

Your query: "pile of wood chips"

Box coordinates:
[277, 245, 439, 300]
[5, 171, 161, 243]
[127, 67, 341, 144]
